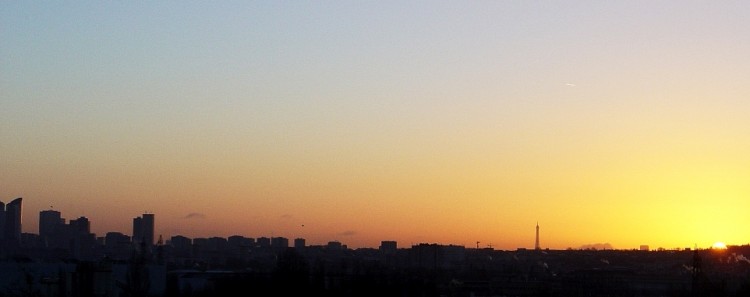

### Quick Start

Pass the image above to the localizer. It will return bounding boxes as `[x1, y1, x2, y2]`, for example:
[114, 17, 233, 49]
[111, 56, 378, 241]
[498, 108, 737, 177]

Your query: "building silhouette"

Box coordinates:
[105, 231, 132, 260]
[69, 216, 97, 260]
[4, 197, 750, 297]
[1, 198, 23, 251]
[133, 213, 155, 246]
[257, 236, 271, 247]
[294, 237, 306, 249]
[380, 240, 397, 254]
[39, 209, 63, 245]
[271, 237, 289, 249]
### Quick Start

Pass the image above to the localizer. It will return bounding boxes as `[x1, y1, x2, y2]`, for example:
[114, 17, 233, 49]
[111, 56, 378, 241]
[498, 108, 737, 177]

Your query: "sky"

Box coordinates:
[2, 1, 749, 250]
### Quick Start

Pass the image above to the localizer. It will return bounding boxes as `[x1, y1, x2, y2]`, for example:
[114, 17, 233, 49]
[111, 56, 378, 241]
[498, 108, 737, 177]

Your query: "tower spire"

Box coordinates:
[535, 222, 540, 250]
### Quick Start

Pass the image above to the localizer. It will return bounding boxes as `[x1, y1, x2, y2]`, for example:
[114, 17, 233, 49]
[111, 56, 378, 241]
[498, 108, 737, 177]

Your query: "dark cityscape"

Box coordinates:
[1, 198, 749, 297]
[4, 2, 750, 297]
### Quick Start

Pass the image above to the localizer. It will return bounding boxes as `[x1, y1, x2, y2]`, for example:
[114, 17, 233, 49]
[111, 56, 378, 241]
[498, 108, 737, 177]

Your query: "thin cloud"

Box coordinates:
[280, 214, 293, 219]
[339, 230, 357, 236]
[184, 212, 206, 219]
[579, 243, 613, 250]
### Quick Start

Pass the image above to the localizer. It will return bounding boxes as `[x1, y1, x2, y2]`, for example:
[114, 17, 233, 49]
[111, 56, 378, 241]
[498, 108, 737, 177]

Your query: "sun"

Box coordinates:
[711, 242, 727, 249]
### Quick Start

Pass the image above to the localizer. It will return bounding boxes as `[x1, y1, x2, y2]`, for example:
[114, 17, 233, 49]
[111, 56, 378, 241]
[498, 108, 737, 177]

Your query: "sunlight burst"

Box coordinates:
[712, 242, 727, 249]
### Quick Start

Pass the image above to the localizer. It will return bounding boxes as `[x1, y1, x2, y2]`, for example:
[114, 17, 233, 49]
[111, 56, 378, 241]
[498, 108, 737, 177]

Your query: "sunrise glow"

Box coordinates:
[2, 2, 749, 250]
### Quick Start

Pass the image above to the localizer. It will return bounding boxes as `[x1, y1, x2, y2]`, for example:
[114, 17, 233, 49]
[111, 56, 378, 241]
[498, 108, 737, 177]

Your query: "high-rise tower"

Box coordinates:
[39, 209, 63, 247]
[133, 213, 155, 246]
[535, 222, 540, 250]
[39, 210, 62, 238]
[4, 198, 23, 245]
[0, 201, 5, 242]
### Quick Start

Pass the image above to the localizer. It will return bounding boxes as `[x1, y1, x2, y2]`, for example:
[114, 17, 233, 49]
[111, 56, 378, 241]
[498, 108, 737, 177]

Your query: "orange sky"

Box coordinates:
[2, 2, 749, 249]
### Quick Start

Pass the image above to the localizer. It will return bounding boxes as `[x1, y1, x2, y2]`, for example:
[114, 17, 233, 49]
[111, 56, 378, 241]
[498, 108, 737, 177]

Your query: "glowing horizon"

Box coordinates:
[2, 2, 749, 250]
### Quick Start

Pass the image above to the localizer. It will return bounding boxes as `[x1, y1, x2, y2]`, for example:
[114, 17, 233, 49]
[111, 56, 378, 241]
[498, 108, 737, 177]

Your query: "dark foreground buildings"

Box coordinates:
[1, 201, 749, 296]
[4, 235, 750, 297]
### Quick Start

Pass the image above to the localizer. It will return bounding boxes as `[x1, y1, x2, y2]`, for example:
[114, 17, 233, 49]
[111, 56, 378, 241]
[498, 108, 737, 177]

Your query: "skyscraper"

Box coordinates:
[271, 237, 289, 249]
[380, 241, 398, 254]
[39, 210, 62, 238]
[0, 201, 5, 242]
[535, 222, 540, 250]
[133, 213, 155, 246]
[294, 238, 306, 249]
[2, 198, 23, 247]
[70, 216, 91, 234]
[39, 209, 63, 247]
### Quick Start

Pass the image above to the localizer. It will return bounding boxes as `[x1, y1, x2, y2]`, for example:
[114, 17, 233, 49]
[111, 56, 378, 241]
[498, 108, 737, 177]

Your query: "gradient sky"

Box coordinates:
[2, 1, 749, 250]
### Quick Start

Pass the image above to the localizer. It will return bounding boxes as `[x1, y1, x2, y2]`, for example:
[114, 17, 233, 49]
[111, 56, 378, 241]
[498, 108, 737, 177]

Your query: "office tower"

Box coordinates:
[133, 213, 155, 246]
[2, 198, 23, 247]
[327, 241, 343, 251]
[256, 237, 271, 247]
[228, 235, 252, 248]
[132, 217, 142, 242]
[39, 210, 63, 239]
[69, 216, 91, 234]
[207, 237, 229, 252]
[105, 232, 131, 248]
[39, 209, 68, 249]
[535, 222, 540, 250]
[105, 232, 132, 260]
[0, 201, 5, 242]
[169, 235, 192, 251]
[294, 238, 306, 249]
[271, 237, 289, 249]
[380, 240, 397, 254]
[69, 216, 95, 260]
[143, 213, 155, 245]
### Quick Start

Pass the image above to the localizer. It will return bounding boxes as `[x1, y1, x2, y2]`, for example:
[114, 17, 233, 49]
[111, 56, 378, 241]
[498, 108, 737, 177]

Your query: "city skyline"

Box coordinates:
[0, 196, 739, 251]
[2, 2, 749, 250]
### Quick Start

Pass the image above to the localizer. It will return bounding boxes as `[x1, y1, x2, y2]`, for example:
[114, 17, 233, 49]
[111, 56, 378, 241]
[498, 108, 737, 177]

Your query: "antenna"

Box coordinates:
[535, 222, 540, 250]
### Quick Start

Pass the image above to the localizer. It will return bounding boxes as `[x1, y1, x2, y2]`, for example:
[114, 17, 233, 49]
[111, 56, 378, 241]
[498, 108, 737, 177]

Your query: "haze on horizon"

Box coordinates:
[2, 1, 749, 250]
